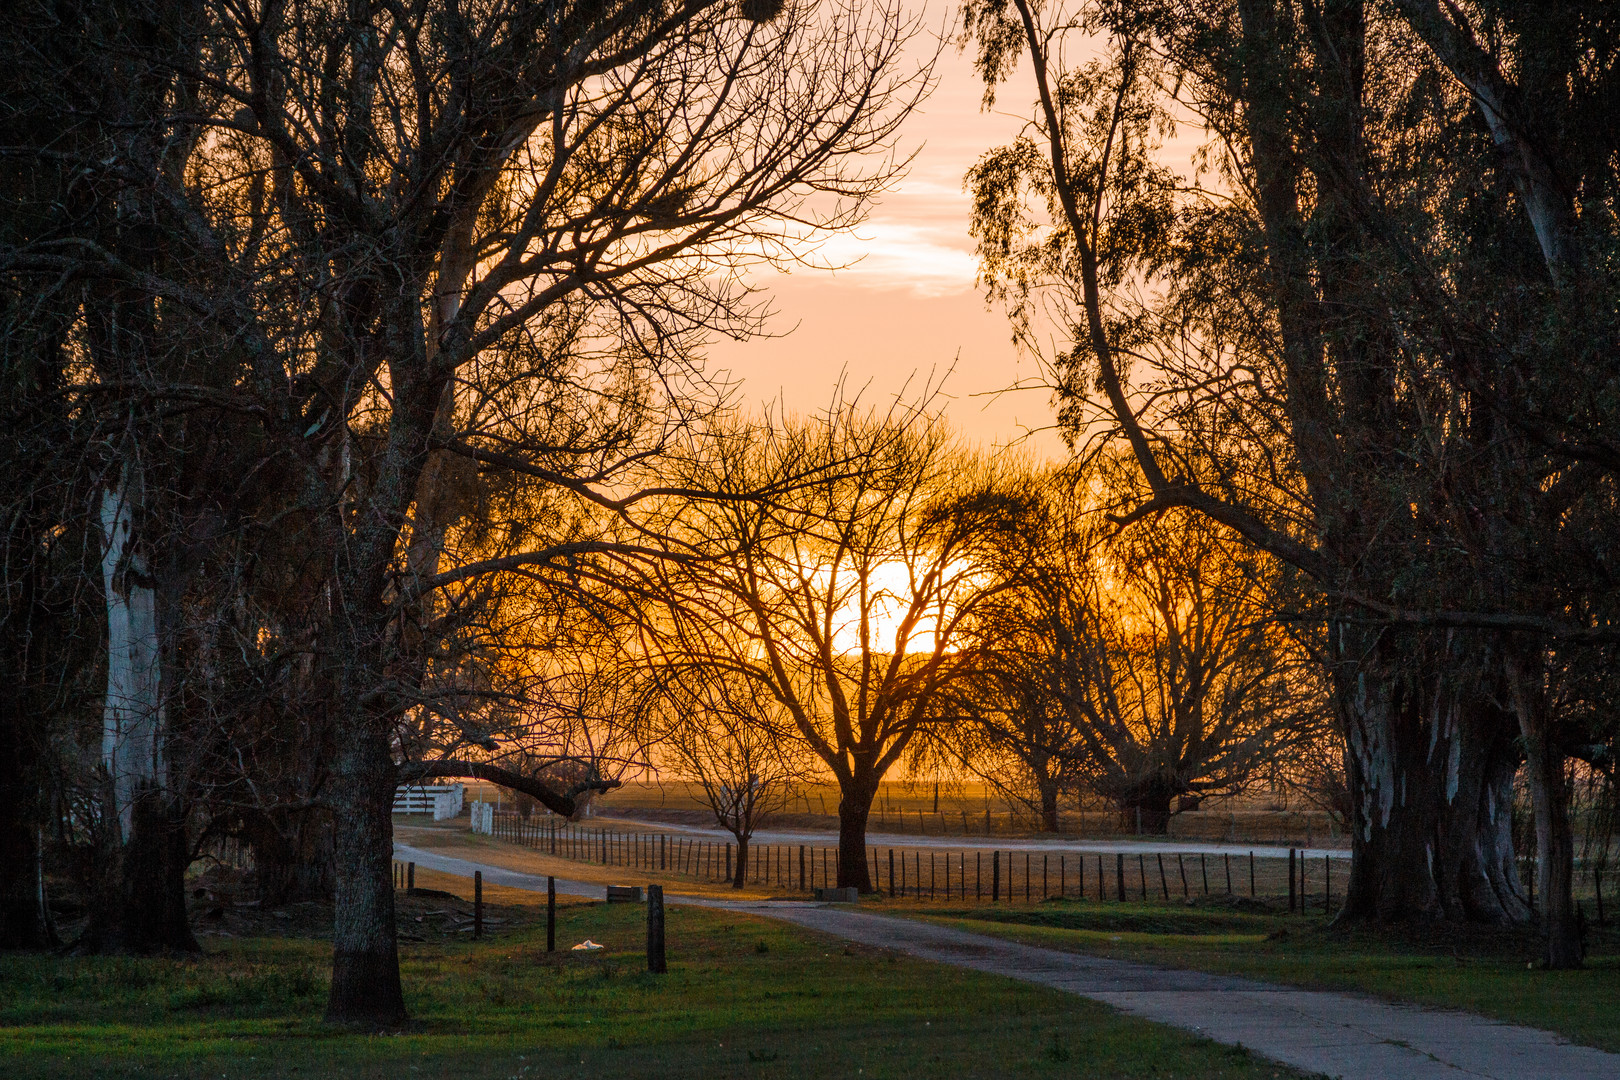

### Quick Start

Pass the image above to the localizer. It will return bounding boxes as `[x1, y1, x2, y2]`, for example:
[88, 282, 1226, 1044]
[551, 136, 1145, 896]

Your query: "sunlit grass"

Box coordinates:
[0, 901, 1312, 1080]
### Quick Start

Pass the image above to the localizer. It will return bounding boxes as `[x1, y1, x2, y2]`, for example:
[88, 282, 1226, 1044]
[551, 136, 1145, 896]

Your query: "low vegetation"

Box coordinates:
[0, 898, 1310, 1080]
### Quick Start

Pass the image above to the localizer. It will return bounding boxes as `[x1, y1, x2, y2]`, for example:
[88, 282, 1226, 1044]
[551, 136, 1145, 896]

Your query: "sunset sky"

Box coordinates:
[703, 8, 1066, 459]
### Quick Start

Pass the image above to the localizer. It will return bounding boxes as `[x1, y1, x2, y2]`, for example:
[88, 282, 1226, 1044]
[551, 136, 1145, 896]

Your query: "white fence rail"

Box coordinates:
[393, 783, 464, 820]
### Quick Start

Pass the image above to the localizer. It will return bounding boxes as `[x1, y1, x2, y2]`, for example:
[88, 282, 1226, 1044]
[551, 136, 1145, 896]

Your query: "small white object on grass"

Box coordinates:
[571, 939, 604, 951]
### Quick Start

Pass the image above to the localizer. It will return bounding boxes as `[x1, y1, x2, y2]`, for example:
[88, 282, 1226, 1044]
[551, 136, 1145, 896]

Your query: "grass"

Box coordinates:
[0, 897, 1315, 1080]
[904, 899, 1620, 1053]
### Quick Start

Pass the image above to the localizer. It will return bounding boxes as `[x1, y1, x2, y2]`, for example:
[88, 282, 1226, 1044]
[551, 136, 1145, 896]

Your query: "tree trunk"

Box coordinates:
[324, 723, 406, 1025]
[1118, 792, 1173, 835]
[1334, 625, 1528, 926]
[732, 834, 749, 889]
[247, 810, 337, 906]
[0, 607, 54, 949]
[0, 824, 53, 951]
[835, 779, 876, 892]
[85, 468, 197, 954]
[1504, 644, 1581, 967]
[1037, 777, 1060, 833]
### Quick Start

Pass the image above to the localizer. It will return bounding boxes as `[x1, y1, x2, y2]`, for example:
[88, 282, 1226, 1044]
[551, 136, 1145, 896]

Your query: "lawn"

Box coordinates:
[906, 899, 1620, 1053]
[0, 892, 1314, 1080]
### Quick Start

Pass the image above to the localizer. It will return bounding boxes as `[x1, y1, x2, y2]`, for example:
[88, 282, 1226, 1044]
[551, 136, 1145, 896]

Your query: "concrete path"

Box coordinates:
[393, 842, 1617, 1080]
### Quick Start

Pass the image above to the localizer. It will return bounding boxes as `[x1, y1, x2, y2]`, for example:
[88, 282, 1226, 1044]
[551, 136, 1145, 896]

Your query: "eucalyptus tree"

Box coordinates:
[958, 0, 1620, 964]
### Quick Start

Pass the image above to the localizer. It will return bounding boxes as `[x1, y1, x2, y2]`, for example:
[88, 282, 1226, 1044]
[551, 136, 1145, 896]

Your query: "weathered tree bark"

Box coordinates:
[0, 523, 57, 950]
[835, 777, 877, 892]
[1504, 644, 1581, 967]
[732, 834, 750, 889]
[1334, 626, 1528, 925]
[85, 465, 197, 954]
[1117, 791, 1174, 836]
[1037, 776, 1060, 834]
[325, 721, 406, 1026]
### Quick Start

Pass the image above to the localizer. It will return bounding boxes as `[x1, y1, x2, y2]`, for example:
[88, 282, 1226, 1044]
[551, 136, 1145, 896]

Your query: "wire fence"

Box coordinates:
[485, 812, 1372, 913]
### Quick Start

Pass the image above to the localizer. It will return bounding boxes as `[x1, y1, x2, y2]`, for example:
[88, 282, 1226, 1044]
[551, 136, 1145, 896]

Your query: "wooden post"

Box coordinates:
[725, 843, 732, 883]
[1250, 851, 1256, 898]
[647, 884, 667, 974]
[1138, 854, 1147, 901]
[1178, 853, 1189, 899]
[474, 871, 483, 939]
[992, 850, 1000, 901]
[889, 849, 896, 898]
[1288, 848, 1297, 913]
[1060, 855, 1065, 899]
[1201, 853, 1209, 895]
[407, 862, 415, 891]
[1115, 853, 1125, 901]
[1324, 854, 1332, 916]
[1157, 853, 1169, 900]
[975, 851, 981, 900]
[547, 876, 556, 953]
[799, 845, 806, 891]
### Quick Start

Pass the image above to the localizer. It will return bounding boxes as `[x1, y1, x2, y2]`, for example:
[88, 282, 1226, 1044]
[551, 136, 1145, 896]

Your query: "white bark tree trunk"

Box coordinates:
[99, 461, 164, 842]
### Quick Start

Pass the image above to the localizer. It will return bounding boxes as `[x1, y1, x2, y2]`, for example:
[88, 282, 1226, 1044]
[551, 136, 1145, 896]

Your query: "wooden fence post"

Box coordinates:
[547, 876, 556, 953]
[474, 871, 483, 939]
[1115, 853, 1125, 901]
[647, 884, 667, 974]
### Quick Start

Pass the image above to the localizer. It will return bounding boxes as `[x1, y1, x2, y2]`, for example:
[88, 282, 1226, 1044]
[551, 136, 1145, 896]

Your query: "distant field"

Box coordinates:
[458, 778, 1352, 847]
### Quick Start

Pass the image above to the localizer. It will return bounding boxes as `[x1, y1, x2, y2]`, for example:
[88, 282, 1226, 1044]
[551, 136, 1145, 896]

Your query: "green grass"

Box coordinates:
[908, 899, 1620, 1052]
[0, 901, 1314, 1080]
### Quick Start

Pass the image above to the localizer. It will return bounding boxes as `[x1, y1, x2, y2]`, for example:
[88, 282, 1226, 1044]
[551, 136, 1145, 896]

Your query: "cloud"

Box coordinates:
[806, 219, 981, 298]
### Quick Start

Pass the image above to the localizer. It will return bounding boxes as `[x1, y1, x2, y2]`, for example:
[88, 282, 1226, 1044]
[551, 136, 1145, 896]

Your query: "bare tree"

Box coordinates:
[1, 0, 930, 1014]
[635, 401, 1030, 890]
[956, 464, 1326, 833]
[647, 664, 807, 887]
[956, 0, 1590, 952]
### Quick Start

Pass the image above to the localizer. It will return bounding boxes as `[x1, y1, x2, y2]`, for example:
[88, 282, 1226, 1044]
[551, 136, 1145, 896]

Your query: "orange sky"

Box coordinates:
[703, 8, 1066, 459]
